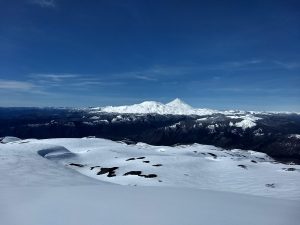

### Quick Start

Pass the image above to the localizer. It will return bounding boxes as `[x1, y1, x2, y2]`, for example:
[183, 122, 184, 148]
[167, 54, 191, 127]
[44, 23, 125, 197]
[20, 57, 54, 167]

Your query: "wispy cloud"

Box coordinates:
[0, 79, 36, 91]
[70, 81, 124, 87]
[29, 0, 56, 8]
[29, 73, 125, 89]
[123, 59, 298, 81]
[222, 59, 263, 68]
[107, 67, 187, 81]
[205, 87, 300, 94]
[272, 60, 300, 70]
[105, 60, 262, 81]
[31, 60, 269, 86]
[32, 73, 79, 82]
[220, 59, 300, 71]
[134, 75, 157, 81]
[0, 79, 54, 96]
[124, 60, 265, 79]
[28, 60, 294, 88]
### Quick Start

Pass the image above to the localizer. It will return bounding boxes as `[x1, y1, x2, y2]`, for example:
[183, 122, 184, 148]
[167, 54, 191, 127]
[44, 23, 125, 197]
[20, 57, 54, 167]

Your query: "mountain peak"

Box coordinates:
[166, 98, 192, 109]
[168, 98, 184, 104]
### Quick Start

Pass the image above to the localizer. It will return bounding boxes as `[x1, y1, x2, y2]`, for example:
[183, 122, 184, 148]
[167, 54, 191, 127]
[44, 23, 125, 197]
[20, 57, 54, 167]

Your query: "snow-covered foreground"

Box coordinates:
[1, 185, 299, 225]
[1, 137, 300, 225]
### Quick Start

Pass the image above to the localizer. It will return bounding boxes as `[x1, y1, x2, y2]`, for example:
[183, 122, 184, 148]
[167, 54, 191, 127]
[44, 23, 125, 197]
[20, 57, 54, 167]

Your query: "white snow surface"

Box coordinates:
[289, 134, 300, 139]
[1, 185, 299, 225]
[1, 137, 300, 225]
[1, 137, 299, 199]
[234, 114, 262, 130]
[0, 136, 21, 143]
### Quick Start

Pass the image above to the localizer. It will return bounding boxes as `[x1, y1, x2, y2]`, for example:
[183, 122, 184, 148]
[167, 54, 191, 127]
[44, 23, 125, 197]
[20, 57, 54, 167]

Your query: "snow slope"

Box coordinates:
[1, 137, 300, 200]
[1, 137, 300, 225]
[0, 136, 21, 143]
[0, 139, 101, 187]
[1, 185, 299, 225]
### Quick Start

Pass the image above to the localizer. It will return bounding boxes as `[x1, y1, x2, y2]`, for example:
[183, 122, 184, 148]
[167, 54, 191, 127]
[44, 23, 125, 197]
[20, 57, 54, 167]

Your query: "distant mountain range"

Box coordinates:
[92, 98, 299, 115]
[1, 100, 300, 163]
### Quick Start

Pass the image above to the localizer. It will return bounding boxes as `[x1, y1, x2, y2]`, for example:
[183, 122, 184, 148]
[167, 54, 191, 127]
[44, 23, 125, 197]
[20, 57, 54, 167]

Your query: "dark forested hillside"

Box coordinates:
[1, 107, 300, 162]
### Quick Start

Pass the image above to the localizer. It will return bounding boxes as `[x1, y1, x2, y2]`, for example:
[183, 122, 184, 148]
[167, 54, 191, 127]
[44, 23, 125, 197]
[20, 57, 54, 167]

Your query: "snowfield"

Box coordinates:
[1, 185, 299, 225]
[1, 137, 300, 225]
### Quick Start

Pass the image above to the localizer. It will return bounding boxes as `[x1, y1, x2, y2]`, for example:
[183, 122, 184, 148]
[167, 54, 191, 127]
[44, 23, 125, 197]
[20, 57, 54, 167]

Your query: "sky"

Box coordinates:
[0, 0, 299, 111]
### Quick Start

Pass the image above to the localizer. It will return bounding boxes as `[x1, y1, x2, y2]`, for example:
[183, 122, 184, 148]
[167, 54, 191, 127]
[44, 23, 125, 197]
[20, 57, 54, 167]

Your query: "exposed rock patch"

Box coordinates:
[97, 167, 119, 177]
[208, 153, 217, 159]
[152, 164, 162, 167]
[123, 171, 157, 178]
[266, 183, 276, 188]
[90, 166, 101, 170]
[69, 163, 85, 168]
[126, 158, 135, 161]
[238, 164, 247, 169]
[282, 168, 296, 171]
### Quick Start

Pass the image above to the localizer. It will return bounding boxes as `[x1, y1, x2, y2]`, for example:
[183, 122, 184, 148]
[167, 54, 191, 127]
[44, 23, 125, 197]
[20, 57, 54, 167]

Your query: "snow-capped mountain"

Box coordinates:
[92, 98, 300, 116]
[98, 98, 219, 115]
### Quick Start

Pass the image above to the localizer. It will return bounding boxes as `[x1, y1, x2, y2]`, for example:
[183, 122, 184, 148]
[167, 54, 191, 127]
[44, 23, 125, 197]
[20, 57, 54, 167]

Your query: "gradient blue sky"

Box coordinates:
[0, 0, 299, 110]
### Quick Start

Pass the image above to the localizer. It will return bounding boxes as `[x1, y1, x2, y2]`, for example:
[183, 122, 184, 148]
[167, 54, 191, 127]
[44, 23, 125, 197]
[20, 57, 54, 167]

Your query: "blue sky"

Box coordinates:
[0, 0, 299, 110]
